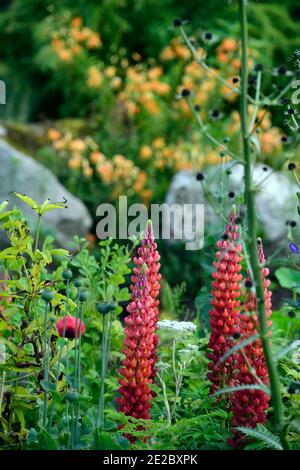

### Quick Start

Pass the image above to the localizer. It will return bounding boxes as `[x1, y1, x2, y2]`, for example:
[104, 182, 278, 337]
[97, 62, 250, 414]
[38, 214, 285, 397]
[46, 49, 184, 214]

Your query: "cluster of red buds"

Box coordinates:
[230, 239, 271, 447]
[117, 221, 161, 423]
[207, 207, 243, 394]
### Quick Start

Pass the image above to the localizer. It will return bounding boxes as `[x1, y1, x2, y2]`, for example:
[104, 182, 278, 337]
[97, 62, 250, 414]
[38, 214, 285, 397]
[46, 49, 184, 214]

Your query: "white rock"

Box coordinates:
[0, 139, 92, 247]
[165, 163, 300, 244]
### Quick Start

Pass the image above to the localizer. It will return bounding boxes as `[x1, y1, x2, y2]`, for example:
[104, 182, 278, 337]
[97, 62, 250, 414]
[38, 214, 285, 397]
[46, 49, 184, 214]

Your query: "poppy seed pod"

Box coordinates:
[62, 269, 73, 280]
[41, 290, 54, 303]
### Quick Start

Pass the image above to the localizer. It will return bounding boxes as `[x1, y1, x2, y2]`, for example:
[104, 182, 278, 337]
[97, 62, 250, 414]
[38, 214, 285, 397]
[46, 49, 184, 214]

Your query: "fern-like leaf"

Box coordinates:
[237, 424, 283, 450]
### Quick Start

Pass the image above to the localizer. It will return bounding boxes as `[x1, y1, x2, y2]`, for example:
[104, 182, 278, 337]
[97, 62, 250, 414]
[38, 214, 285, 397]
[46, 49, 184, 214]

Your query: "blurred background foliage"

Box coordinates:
[0, 0, 299, 299]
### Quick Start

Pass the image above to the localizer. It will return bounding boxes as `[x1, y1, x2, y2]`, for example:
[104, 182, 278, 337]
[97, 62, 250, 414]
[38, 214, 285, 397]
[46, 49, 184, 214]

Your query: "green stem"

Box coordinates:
[42, 301, 49, 428]
[65, 340, 70, 436]
[48, 316, 67, 430]
[74, 301, 84, 445]
[238, 0, 289, 450]
[96, 313, 108, 430]
[35, 214, 41, 252]
[104, 311, 114, 375]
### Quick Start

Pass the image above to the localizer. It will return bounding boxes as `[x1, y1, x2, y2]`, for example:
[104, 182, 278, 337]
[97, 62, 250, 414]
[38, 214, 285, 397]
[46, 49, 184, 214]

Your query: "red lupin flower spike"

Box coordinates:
[207, 206, 243, 394]
[229, 238, 272, 448]
[117, 221, 161, 432]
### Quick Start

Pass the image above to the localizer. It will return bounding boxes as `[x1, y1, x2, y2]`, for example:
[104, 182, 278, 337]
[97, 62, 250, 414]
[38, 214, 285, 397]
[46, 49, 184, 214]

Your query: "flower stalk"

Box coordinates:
[238, 0, 288, 449]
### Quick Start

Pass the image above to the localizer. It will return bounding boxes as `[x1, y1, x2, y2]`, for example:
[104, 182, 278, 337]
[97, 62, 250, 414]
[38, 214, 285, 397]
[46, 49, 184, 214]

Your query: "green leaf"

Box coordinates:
[275, 268, 300, 291]
[14, 193, 39, 210]
[40, 380, 56, 392]
[275, 340, 300, 361]
[50, 248, 70, 258]
[0, 201, 9, 213]
[39, 199, 67, 215]
[92, 430, 123, 450]
[210, 384, 270, 398]
[237, 424, 283, 450]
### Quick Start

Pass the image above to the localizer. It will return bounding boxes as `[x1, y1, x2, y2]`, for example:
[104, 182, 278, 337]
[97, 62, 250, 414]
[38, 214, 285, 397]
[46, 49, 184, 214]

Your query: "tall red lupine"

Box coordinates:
[117, 221, 161, 423]
[207, 206, 243, 394]
[230, 239, 272, 447]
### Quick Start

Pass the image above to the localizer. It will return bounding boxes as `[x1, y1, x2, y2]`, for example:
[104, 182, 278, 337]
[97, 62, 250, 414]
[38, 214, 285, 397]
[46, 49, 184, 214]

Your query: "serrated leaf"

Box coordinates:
[237, 424, 283, 450]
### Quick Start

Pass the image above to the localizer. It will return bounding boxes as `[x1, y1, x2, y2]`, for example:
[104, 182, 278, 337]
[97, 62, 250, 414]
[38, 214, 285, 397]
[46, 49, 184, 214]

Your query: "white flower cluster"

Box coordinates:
[157, 319, 196, 338]
[178, 343, 199, 362]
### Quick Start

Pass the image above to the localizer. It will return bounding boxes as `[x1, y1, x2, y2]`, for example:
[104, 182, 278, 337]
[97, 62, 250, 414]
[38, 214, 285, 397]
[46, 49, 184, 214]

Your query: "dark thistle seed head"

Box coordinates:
[194, 104, 201, 112]
[277, 65, 287, 75]
[288, 162, 296, 171]
[262, 166, 268, 172]
[196, 172, 204, 181]
[233, 332, 240, 340]
[248, 75, 256, 86]
[281, 98, 290, 105]
[226, 169, 232, 175]
[173, 18, 183, 27]
[288, 107, 294, 115]
[219, 151, 226, 157]
[245, 279, 253, 288]
[211, 108, 220, 119]
[287, 310, 296, 319]
[181, 88, 191, 97]
[228, 191, 235, 199]
[204, 32, 212, 40]
[290, 220, 297, 227]
[222, 233, 229, 240]
[232, 77, 239, 83]
[287, 383, 297, 394]
[281, 136, 288, 143]
[223, 137, 230, 144]
[254, 63, 264, 72]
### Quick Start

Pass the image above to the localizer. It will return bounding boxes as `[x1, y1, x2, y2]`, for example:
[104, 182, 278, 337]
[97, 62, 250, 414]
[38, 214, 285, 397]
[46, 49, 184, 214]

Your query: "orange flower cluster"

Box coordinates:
[47, 129, 150, 200]
[228, 108, 283, 155]
[51, 17, 102, 63]
[139, 134, 228, 171]
[118, 64, 171, 116]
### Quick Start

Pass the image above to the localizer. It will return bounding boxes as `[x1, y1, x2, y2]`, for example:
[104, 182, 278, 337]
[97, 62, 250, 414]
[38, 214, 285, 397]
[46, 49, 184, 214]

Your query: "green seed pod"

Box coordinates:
[66, 389, 79, 402]
[41, 290, 54, 302]
[108, 301, 117, 312]
[62, 269, 73, 280]
[74, 279, 82, 288]
[49, 316, 56, 324]
[78, 291, 88, 302]
[97, 302, 110, 314]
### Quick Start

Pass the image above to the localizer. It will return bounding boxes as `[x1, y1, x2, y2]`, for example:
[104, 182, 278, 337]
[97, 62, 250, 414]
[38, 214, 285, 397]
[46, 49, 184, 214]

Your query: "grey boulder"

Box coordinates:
[165, 163, 300, 245]
[0, 139, 92, 247]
